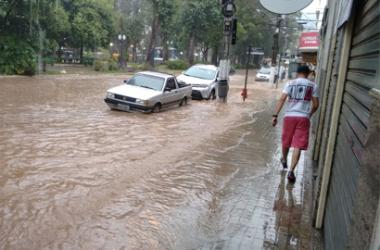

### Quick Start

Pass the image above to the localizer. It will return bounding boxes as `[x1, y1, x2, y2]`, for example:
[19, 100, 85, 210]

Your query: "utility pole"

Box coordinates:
[276, 15, 286, 88]
[271, 15, 284, 88]
[218, 0, 236, 101]
[271, 16, 280, 69]
[242, 45, 251, 101]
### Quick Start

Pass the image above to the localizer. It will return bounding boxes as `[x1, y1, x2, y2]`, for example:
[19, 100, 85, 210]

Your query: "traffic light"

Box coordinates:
[231, 17, 237, 45]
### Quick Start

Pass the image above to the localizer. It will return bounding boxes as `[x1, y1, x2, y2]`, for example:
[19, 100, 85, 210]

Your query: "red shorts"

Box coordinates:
[282, 116, 310, 150]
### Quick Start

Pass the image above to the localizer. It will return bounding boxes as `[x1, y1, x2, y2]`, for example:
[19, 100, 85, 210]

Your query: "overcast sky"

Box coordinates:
[302, 0, 327, 13]
[301, 0, 327, 30]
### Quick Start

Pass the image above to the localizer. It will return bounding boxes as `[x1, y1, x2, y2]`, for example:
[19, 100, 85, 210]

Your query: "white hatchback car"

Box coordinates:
[177, 64, 218, 100]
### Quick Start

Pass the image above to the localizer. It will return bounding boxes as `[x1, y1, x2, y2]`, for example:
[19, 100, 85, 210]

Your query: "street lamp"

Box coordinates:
[109, 42, 114, 57]
[222, 0, 235, 18]
[118, 34, 127, 69]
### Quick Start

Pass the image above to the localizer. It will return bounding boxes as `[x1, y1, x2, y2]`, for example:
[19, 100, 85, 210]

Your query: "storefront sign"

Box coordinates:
[299, 32, 320, 51]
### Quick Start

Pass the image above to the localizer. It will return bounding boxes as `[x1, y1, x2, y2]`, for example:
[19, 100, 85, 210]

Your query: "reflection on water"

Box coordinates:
[0, 75, 310, 249]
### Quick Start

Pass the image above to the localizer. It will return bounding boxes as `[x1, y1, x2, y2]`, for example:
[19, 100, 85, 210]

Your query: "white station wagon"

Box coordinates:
[104, 71, 192, 113]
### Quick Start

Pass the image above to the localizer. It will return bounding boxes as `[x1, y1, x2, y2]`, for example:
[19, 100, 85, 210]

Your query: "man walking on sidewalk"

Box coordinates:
[272, 65, 319, 182]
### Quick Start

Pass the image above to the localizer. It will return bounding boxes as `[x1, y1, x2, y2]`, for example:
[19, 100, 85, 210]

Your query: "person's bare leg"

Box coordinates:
[282, 147, 289, 163]
[290, 148, 301, 171]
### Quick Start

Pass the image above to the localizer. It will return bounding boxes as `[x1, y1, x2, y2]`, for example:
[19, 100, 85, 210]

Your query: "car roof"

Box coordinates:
[138, 71, 174, 79]
[192, 64, 218, 70]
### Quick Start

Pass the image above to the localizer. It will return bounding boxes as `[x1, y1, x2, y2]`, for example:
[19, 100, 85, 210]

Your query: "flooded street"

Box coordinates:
[0, 73, 316, 249]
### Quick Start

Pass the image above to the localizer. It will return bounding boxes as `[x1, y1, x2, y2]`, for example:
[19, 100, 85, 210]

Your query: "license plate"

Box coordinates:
[118, 103, 130, 111]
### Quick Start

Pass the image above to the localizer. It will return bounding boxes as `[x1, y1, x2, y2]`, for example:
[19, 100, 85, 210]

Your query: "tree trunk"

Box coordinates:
[163, 38, 169, 62]
[80, 42, 84, 64]
[212, 46, 219, 66]
[187, 34, 195, 65]
[132, 42, 137, 63]
[202, 47, 208, 62]
[146, 5, 159, 67]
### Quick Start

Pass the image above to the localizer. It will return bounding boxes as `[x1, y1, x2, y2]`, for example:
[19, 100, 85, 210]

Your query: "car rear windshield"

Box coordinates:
[127, 74, 165, 91]
[184, 67, 216, 80]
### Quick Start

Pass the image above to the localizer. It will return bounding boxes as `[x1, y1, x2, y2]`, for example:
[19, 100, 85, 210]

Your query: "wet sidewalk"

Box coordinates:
[189, 115, 321, 250]
[196, 149, 320, 250]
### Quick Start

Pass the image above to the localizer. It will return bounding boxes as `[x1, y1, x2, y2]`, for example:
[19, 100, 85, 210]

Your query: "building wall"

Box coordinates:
[312, 0, 380, 249]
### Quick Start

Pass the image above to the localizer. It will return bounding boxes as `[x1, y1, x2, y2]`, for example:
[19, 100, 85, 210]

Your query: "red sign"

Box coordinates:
[299, 32, 320, 50]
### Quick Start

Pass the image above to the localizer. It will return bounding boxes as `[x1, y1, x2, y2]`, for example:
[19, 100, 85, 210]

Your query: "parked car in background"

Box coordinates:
[255, 68, 271, 81]
[104, 71, 192, 113]
[177, 64, 218, 100]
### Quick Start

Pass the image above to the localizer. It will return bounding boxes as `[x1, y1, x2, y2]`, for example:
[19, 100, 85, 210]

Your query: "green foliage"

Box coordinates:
[129, 63, 150, 71]
[108, 59, 118, 71]
[94, 60, 109, 72]
[93, 58, 118, 71]
[232, 0, 300, 63]
[40, 2, 70, 41]
[82, 51, 95, 66]
[82, 56, 95, 66]
[172, 0, 223, 63]
[71, 3, 110, 49]
[0, 37, 36, 75]
[157, 0, 177, 41]
[0, 0, 301, 74]
[166, 60, 189, 70]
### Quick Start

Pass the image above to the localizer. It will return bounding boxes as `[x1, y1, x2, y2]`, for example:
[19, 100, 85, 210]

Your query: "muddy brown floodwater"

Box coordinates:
[0, 73, 313, 250]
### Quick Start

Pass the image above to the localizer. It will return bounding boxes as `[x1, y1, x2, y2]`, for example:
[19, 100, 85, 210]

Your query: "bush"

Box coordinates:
[82, 56, 94, 66]
[94, 60, 108, 71]
[0, 36, 37, 75]
[126, 63, 149, 72]
[166, 60, 189, 70]
[108, 59, 118, 71]
[135, 63, 150, 71]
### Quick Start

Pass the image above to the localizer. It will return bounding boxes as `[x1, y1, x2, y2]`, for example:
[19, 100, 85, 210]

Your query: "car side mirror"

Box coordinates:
[164, 87, 171, 92]
[123, 80, 127, 83]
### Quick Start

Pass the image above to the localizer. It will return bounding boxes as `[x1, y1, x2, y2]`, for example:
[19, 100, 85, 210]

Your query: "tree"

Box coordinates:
[176, 0, 223, 64]
[66, 0, 116, 62]
[196, 1, 223, 63]
[145, 0, 176, 66]
[117, 0, 148, 63]
[231, 0, 300, 65]
[0, 0, 53, 74]
[158, 0, 176, 61]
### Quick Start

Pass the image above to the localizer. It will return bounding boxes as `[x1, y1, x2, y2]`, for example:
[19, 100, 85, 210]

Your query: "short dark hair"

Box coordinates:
[297, 65, 310, 75]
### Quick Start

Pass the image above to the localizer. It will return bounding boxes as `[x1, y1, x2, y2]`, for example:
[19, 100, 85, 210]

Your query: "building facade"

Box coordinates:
[312, 0, 380, 249]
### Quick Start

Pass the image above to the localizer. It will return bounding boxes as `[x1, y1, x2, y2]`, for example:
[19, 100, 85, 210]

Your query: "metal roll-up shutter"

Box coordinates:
[323, 0, 379, 249]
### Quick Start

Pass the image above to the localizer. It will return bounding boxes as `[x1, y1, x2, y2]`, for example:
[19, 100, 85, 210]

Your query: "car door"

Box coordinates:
[161, 78, 178, 105]
[173, 78, 184, 99]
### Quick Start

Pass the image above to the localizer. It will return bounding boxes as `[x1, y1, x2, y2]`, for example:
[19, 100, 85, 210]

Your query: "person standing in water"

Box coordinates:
[272, 65, 319, 182]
